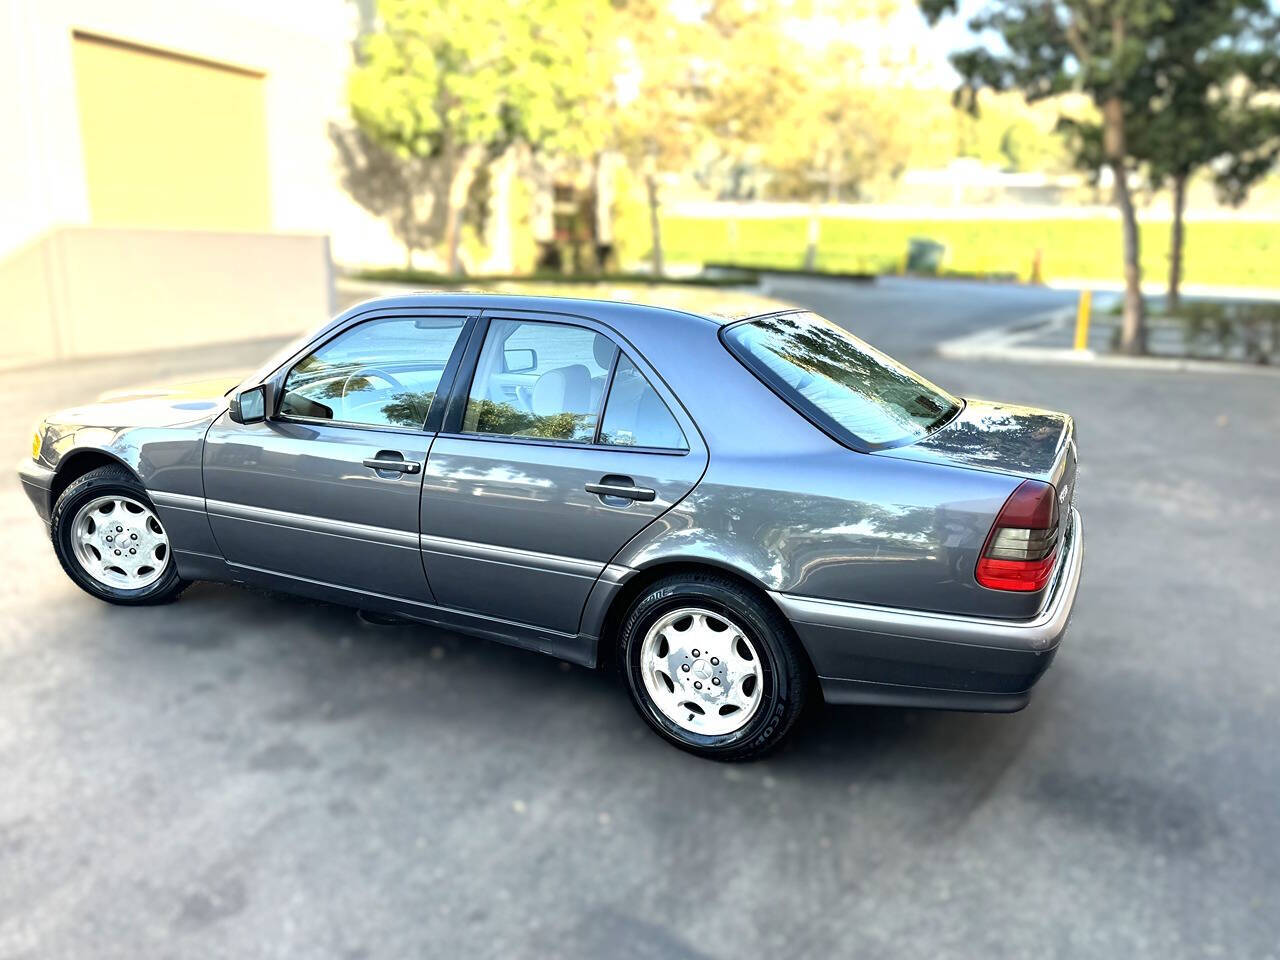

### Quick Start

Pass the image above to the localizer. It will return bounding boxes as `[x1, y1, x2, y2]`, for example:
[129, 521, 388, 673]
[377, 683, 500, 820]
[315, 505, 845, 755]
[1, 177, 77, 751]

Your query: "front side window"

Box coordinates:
[462, 319, 616, 442]
[600, 356, 687, 450]
[723, 311, 961, 449]
[279, 316, 466, 428]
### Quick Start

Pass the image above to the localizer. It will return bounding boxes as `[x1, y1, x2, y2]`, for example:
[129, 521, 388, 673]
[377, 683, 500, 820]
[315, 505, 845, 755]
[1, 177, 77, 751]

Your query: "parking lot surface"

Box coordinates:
[2, 277, 1277, 959]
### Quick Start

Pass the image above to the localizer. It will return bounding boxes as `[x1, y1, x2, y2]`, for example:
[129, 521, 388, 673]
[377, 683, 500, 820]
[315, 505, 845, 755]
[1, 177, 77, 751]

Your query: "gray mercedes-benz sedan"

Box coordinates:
[20, 293, 1082, 759]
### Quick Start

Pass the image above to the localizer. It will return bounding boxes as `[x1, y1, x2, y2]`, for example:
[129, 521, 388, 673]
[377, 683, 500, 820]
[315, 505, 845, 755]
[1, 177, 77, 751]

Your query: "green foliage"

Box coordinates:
[659, 215, 1280, 288]
[922, 0, 1173, 107]
[1055, 1, 1280, 196]
[610, 162, 651, 267]
[464, 399, 595, 442]
[507, 169, 539, 275]
[379, 391, 437, 427]
[349, 0, 604, 161]
[347, 0, 608, 272]
[1177, 301, 1280, 364]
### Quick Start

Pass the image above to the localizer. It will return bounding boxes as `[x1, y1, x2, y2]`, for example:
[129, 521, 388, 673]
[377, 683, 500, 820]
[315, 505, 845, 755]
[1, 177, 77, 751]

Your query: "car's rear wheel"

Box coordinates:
[617, 572, 808, 760]
[50, 465, 188, 605]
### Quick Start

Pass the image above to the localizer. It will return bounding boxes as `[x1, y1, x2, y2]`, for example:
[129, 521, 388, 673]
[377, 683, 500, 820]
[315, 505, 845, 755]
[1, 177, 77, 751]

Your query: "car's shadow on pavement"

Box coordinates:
[151, 581, 1044, 792]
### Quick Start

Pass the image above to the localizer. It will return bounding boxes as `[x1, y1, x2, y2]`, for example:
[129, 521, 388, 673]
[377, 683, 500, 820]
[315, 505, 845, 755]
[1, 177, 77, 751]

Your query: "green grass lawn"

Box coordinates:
[661, 215, 1280, 288]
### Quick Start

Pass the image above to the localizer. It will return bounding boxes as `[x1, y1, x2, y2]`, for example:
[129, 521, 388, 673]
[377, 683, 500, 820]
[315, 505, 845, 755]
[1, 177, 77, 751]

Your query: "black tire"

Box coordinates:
[50, 464, 188, 605]
[617, 572, 809, 761]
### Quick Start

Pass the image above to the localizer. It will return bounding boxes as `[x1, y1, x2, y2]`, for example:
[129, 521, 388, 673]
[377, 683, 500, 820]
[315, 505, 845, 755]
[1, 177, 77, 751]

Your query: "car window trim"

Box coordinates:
[433, 430, 691, 457]
[270, 311, 478, 435]
[440, 314, 492, 435]
[269, 415, 445, 438]
[590, 344, 622, 445]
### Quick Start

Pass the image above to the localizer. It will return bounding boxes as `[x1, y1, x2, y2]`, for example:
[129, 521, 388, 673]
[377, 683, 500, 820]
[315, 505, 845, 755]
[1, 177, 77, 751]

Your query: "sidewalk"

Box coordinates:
[938, 295, 1280, 376]
[1047, 279, 1280, 303]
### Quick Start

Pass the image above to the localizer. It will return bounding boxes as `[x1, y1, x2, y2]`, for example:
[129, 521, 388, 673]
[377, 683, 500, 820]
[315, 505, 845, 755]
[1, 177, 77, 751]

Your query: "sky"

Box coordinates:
[907, 0, 994, 85]
[774, 0, 994, 88]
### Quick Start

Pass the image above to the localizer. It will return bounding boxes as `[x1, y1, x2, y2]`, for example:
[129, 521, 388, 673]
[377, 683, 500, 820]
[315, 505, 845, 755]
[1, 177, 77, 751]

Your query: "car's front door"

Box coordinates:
[420, 312, 707, 634]
[203, 309, 473, 604]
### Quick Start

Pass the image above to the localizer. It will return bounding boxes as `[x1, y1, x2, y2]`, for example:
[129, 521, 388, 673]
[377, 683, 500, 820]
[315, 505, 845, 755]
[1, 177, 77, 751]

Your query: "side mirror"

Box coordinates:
[503, 347, 537, 374]
[229, 384, 270, 424]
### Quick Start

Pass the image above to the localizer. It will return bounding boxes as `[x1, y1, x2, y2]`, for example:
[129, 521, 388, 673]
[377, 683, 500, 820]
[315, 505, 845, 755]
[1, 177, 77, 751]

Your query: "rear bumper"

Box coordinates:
[17, 458, 55, 525]
[773, 508, 1084, 712]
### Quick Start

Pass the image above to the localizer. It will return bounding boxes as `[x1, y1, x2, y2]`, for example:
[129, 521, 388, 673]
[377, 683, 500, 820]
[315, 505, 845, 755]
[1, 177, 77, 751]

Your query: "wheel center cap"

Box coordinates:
[691, 658, 713, 680]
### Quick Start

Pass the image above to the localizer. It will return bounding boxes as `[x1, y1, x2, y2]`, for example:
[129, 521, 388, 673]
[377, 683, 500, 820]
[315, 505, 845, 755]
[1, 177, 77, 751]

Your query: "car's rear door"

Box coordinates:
[203, 308, 474, 604]
[420, 309, 706, 634]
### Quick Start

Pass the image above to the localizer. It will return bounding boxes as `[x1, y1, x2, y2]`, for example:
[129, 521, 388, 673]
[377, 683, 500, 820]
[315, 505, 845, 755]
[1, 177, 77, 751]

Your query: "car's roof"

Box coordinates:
[342, 289, 795, 333]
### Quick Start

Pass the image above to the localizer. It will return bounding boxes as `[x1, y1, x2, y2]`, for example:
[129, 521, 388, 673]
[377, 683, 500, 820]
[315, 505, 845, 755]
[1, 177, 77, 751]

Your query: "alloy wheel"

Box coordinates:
[69, 495, 170, 590]
[638, 606, 764, 736]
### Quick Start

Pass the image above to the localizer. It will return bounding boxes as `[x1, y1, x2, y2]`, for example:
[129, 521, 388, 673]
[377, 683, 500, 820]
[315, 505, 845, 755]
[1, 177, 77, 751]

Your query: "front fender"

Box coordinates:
[39, 422, 209, 500]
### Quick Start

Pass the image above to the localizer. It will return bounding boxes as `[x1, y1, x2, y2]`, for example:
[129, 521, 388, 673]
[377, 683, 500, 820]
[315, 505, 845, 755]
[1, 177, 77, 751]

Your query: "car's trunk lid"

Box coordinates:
[880, 398, 1077, 500]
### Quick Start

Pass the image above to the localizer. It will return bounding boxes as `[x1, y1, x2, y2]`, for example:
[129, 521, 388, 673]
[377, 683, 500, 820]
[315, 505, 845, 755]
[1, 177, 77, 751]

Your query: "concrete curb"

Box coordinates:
[937, 300, 1280, 377]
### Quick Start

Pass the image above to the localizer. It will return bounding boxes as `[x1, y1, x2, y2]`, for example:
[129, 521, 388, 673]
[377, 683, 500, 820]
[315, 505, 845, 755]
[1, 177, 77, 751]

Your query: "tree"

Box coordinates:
[1062, 1, 1280, 311]
[606, 0, 810, 275]
[1142, 2, 1280, 310]
[348, 0, 603, 275]
[328, 123, 444, 268]
[922, 0, 1185, 354]
[605, 1, 713, 276]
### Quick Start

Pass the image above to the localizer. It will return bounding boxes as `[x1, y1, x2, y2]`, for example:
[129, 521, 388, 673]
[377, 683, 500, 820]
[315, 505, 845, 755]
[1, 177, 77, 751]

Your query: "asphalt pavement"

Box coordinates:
[2, 276, 1277, 959]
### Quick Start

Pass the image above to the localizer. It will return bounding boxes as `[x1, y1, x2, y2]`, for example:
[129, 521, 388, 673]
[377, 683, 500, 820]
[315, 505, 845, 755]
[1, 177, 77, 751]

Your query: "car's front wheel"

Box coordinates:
[50, 464, 188, 605]
[618, 572, 809, 761]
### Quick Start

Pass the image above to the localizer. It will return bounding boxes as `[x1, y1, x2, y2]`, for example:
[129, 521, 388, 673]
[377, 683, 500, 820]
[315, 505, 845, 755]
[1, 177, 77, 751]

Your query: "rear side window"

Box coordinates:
[461, 318, 615, 442]
[722, 311, 960, 449]
[599, 356, 687, 450]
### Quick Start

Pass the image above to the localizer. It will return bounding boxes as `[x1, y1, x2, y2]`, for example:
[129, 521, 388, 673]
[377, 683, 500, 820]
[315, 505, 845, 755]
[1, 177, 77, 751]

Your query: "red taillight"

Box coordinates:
[976, 480, 1060, 592]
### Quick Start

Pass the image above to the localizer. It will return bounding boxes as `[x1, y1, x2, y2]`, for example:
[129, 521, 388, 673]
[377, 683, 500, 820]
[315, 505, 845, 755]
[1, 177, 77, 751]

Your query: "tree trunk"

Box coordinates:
[645, 167, 663, 277]
[1103, 94, 1145, 354]
[594, 151, 616, 272]
[486, 146, 516, 274]
[400, 186, 417, 270]
[444, 145, 484, 276]
[1168, 172, 1188, 314]
[804, 199, 820, 271]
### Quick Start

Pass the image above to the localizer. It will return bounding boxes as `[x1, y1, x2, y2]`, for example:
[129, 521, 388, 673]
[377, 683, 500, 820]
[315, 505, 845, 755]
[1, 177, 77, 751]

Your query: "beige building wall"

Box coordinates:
[0, 0, 406, 267]
[0, 0, 410, 370]
[71, 32, 271, 231]
[3, 229, 333, 369]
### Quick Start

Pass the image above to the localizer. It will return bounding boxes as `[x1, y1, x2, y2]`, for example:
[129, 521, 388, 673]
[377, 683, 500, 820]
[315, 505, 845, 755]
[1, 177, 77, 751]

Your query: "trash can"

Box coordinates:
[906, 238, 946, 275]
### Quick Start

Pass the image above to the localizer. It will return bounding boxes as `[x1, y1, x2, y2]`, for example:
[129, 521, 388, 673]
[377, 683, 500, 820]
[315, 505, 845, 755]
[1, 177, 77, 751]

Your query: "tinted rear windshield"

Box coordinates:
[722, 311, 961, 450]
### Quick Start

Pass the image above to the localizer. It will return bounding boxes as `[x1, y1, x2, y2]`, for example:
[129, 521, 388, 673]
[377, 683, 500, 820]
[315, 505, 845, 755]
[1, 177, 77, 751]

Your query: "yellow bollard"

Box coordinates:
[1074, 289, 1092, 351]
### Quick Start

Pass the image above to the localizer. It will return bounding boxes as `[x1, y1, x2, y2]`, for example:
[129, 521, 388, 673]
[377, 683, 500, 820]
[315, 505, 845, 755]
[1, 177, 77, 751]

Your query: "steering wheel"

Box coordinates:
[339, 365, 407, 401]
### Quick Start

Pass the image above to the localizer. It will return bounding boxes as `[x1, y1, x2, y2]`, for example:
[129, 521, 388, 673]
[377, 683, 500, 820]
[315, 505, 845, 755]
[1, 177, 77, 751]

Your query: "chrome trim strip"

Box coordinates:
[275, 413, 431, 438]
[206, 498, 419, 550]
[151, 490, 206, 511]
[418, 532, 603, 579]
[773, 508, 1084, 653]
[600, 563, 634, 584]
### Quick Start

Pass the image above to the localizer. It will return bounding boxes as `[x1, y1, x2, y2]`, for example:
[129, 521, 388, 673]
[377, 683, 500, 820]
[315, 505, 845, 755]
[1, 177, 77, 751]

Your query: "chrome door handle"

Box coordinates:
[363, 457, 421, 474]
[585, 482, 655, 502]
